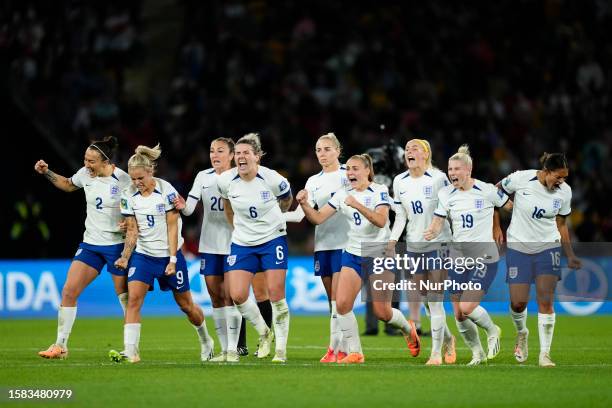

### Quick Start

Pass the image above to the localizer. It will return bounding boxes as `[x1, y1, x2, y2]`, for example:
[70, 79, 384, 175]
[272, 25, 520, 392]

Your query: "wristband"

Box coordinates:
[169, 255, 177, 263]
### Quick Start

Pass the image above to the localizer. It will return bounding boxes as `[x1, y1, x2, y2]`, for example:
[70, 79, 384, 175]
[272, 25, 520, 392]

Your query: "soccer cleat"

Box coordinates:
[320, 347, 337, 363]
[337, 352, 365, 364]
[256, 329, 275, 359]
[403, 320, 421, 357]
[467, 352, 487, 366]
[514, 329, 529, 363]
[225, 351, 240, 363]
[539, 352, 556, 367]
[443, 335, 457, 364]
[237, 345, 249, 357]
[336, 350, 348, 361]
[272, 350, 287, 363]
[200, 337, 215, 362]
[108, 349, 140, 363]
[38, 344, 68, 359]
[426, 354, 443, 366]
[209, 352, 227, 362]
[487, 325, 502, 360]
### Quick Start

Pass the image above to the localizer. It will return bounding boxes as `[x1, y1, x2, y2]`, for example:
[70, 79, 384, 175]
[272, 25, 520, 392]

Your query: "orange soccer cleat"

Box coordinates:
[404, 320, 421, 357]
[38, 344, 68, 359]
[444, 335, 457, 364]
[337, 352, 365, 364]
[320, 347, 337, 363]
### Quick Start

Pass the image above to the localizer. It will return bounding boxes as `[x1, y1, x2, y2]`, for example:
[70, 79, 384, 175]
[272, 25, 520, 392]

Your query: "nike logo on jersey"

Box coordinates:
[522, 192, 531, 195]
[202, 186, 210, 190]
[399, 191, 407, 195]
[449, 203, 456, 207]
[230, 195, 240, 198]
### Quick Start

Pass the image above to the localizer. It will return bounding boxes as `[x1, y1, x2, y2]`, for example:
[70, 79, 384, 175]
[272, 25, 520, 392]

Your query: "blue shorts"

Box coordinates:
[200, 253, 226, 276]
[73, 242, 125, 276]
[506, 247, 562, 284]
[341, 251, 375, 278]
[448, 262, 498, 294]
[314, 249, 343, 277]
[225, 236, 288, 273]
[128, 251, 190, 292]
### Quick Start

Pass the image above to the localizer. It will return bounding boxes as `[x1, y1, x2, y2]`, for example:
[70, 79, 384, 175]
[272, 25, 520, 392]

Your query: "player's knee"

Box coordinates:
[459, 303, 476, 316]
[336, 299, 352, 315]
[231, 293, 249, 305]
[511, 302, 527, 313]
[61, 286, 80, 304]
[538, 301, 554, 314]
[373, 305, 392, 322]
[208, 290, 226, 308]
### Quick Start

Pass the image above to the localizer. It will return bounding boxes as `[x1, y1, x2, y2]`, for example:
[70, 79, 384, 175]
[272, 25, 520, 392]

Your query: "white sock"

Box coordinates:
[117, 292, 128, 315]
[272, 299, 290, 353]
[330, 301, 342, 352]
[225, 306, 242, 353]
[212, 307, 228, 352]
[538, 313, 555, 354]
[124, 323, 141, 357]
[511, 308, 528, 333]
[337, 311, 362, 354]
[236, 298, 268, 336]
[429, 302, 446, 355]
[455, 318, 484, 357]
[387, 308, 411, 333]
[193, 320, 211, 345]
[466, 306, 497, 336]
[55, 306, 77, 348]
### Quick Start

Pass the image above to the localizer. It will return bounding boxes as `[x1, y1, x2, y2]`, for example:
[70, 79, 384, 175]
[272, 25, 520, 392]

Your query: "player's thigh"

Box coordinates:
[264, 269, 286, 302]
[63, 260, 100, 298]
[335, 267, 363, 314]
[330, 272, 340, 300]
[226, 270, 254, 302]
[368, 270, 396, 303]
[535, 275, 558, 305]
[204, 275, 226, 305]
[111, 274, 128, 295]
[173, 288, 197, 311]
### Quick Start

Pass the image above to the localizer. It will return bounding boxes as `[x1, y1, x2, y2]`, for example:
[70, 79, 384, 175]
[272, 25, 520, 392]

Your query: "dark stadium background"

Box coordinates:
[1, 0, 611, 259]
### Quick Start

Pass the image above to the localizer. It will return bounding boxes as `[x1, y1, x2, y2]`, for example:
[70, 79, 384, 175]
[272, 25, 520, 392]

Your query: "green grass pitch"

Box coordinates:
[1, 315, 611, 407]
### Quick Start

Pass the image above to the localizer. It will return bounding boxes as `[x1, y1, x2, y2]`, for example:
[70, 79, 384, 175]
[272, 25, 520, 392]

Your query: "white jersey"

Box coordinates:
[501, 169, 571, 254]
[71, 166, 131, 245]
[187, 169, 232, 254]
[304, 166, 351, 251]
[393, 168, 452, 251]
[328, 183, 391, 257]
[434, 179, 509, 262]
[217, 165, 290, 246]
[120, 177, 184, 257]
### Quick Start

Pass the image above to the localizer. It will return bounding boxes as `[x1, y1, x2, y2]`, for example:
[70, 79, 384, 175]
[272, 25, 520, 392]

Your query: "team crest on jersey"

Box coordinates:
[227, 255, 237, 266]
[342, 177, 350, 188]
[75, 248, 83, 257]
[261, 191, 271, 200]
[167, 192, 177, 205]
[508, 267, 518, 279]
[156, 203, 165, 214]
[504, 177, 511, 186]
[120, 198, 128, 210]
[279, 181, 288, 192]
[128, 267, 136, 278]
[380, 192, 388, 202]
[497, 189, 505, 199]
[200, 259, 206, 272]
[553, 199, 561, 210]
[475, 199, 484, 209]
[314, 260, 320, 272]
[110, 185, 120, 196]
[423, 185, 433, 199]
[364, 197, 372, 207]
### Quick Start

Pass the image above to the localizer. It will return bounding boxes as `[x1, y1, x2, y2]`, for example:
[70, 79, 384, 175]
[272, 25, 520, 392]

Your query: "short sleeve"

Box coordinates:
[433, 190, 448, 218]
[70, 167, 87, 189]
[374, 186, 391, 208]
[268, 170, 291, 199]
[304, 177, 317, 207]
[164, 183, 179, 212]
[327, 189, 344, 211]
[392, 177, 401, 205]
[217, 172, 230, 199]
[187, 173, 205, 201]
[120, 191, 134, 216]
[489, 184, 509, 208]
[500, 171, 521, 195]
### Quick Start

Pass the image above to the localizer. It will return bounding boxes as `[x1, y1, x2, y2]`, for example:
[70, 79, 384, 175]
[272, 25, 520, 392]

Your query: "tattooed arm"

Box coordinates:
[114, 216, 138, 270]
[34, 160, 79, 192]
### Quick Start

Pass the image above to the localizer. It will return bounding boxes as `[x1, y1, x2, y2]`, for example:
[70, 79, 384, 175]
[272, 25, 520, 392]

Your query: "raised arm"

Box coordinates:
[174, 194, 199, 216]
[34, 160, 79, 192]
[297, 189, 336, 225]
[344, 195, 388, 228]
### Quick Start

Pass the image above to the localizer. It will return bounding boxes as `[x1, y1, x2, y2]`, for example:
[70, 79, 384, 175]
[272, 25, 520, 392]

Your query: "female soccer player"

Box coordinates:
[283, 132, 351, 363]
[218, 133, 292, 363]
[173, 137, 244, 362]
[499, 153, 581, 367]
[424, 145, 511, 366]
[298, 154, 420, 364]
[110, 144, 214, 363]
[35, 136, 130, 359]
[389, 138, 456, 365]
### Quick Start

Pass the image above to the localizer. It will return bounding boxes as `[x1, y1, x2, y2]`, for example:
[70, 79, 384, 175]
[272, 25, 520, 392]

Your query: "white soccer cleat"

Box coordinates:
[256, 329, 275, 359]
[487, 325, 502, 360]
[209, 352, 227, 362]
[467, 352, 487, 366]
[539, 352, 556, 367]
[201, 337, 215, 362]
[225, 351, 240, 363]
[109, 349, 140, 363]
[272, 349, 286, 363]
[425, 353, 443, 366]
[514, 329, 529, 363]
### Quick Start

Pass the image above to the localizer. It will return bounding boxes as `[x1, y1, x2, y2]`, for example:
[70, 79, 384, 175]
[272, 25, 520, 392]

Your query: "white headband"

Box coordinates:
[89, 144, 110, 161]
